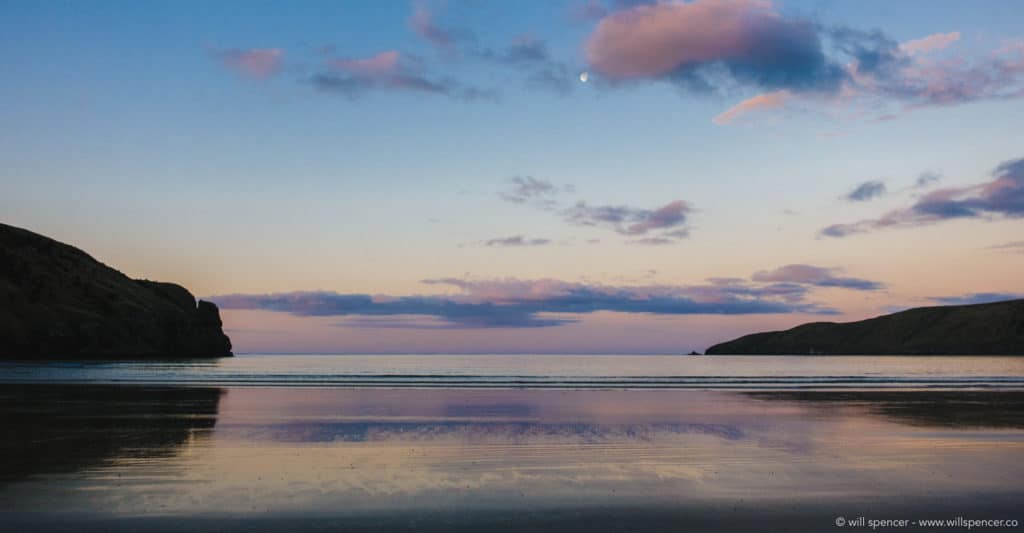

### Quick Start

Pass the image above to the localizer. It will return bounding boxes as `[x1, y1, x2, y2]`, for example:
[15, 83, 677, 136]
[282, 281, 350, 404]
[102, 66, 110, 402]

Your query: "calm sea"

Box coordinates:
[3, 355, 1023, 532]
[2, 354, 1024, 389]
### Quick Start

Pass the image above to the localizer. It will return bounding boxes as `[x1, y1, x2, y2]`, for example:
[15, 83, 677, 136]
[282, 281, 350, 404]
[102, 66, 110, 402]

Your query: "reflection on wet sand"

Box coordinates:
[1, 386, 1022, 532]
[746, 390, 1024, 428]
[0, 385, 223, 480]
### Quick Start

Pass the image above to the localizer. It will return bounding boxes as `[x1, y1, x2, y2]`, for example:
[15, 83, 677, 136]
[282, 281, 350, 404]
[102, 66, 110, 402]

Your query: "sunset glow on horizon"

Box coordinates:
[2, 0, 1022, 353]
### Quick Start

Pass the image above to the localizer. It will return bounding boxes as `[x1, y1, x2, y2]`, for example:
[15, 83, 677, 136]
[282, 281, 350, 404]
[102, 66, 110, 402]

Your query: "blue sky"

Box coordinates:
[1, 0, 1023, 352]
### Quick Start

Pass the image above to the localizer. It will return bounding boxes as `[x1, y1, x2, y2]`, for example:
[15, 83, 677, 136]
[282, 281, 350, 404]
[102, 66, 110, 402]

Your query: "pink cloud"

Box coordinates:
[900, 32, 961, 56]
[586, 0, 779, 79]
[713, 90, 790, 124]
[216, 48, 284, 79]
[891, 41, 1024, 107]
[582, 1, 1022, 124]
[330, 50, 401, 76]
[409, 2, 454, 48]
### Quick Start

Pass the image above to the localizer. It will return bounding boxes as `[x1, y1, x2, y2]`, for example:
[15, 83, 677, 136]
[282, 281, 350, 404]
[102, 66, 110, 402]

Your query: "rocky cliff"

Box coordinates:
[705, 299, 1024, 355]
[0, 222, 231, 358]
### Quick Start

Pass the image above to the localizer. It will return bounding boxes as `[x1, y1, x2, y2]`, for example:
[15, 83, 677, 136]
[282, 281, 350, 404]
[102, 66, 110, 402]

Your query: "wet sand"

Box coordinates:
[1, 385, 1023, 531]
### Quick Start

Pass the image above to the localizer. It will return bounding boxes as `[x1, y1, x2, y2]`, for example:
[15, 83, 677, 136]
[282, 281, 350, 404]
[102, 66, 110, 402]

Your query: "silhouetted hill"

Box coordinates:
[706, 299, 1024, 355]
[0, 223, 231, 359]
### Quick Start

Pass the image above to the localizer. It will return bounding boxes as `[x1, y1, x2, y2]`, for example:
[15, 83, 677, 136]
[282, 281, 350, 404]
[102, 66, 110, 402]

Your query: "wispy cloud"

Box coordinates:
[713, 90, 791, 125]
[900, 32, 961, 56]
[627, 234, 688, 246]
[209, 47, 284, 79]
[407, 4, 578, 94]
[751, 264, 885, 291]
[210, 4, 508, 100]
[479, 35, 577, 94]
[329, 50, 402, 76]
[498, 176, 573, 208]
[481, 235, 552, 247]
[311, 49, 493, 100]
[499, 177, 694, 244]
[822, 156, 1024, 237]
[479, 35, 557, 66]
[914, 172, 941, 189]
[850, 37, 1024, 112]
[408, 2, 458, 49]
[987, 241, 1024, 254]
[567, 0, 610, 22]
[844, 180, 887, 202]
[563, 200, 692, 241]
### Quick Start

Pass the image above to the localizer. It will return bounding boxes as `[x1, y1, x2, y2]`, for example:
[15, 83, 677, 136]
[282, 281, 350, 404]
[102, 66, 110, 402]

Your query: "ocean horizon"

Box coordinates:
[4, 354, 1024, 389]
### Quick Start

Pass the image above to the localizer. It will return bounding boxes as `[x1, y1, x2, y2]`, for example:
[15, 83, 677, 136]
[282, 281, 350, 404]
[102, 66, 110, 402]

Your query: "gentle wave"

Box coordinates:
[2, 374, 1023, 389]
[3, 355, 1024, 390]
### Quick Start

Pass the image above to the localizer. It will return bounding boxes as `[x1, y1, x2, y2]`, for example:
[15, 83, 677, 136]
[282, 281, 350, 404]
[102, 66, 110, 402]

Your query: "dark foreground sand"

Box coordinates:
[5, 502, 1023, 533]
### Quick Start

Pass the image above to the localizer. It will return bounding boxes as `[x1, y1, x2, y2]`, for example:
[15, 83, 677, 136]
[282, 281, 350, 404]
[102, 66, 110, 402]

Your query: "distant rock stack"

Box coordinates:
[0, 222, 232, 359]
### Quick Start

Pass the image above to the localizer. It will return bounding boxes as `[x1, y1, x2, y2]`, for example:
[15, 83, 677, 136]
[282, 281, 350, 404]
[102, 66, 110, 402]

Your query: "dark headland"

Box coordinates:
[706, 299, 1024, 355]
[0, 222, 231, 359]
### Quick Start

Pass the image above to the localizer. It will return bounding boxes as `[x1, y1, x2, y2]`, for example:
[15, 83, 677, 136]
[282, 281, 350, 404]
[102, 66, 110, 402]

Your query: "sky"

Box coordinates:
[1, 0, 1023, 353]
